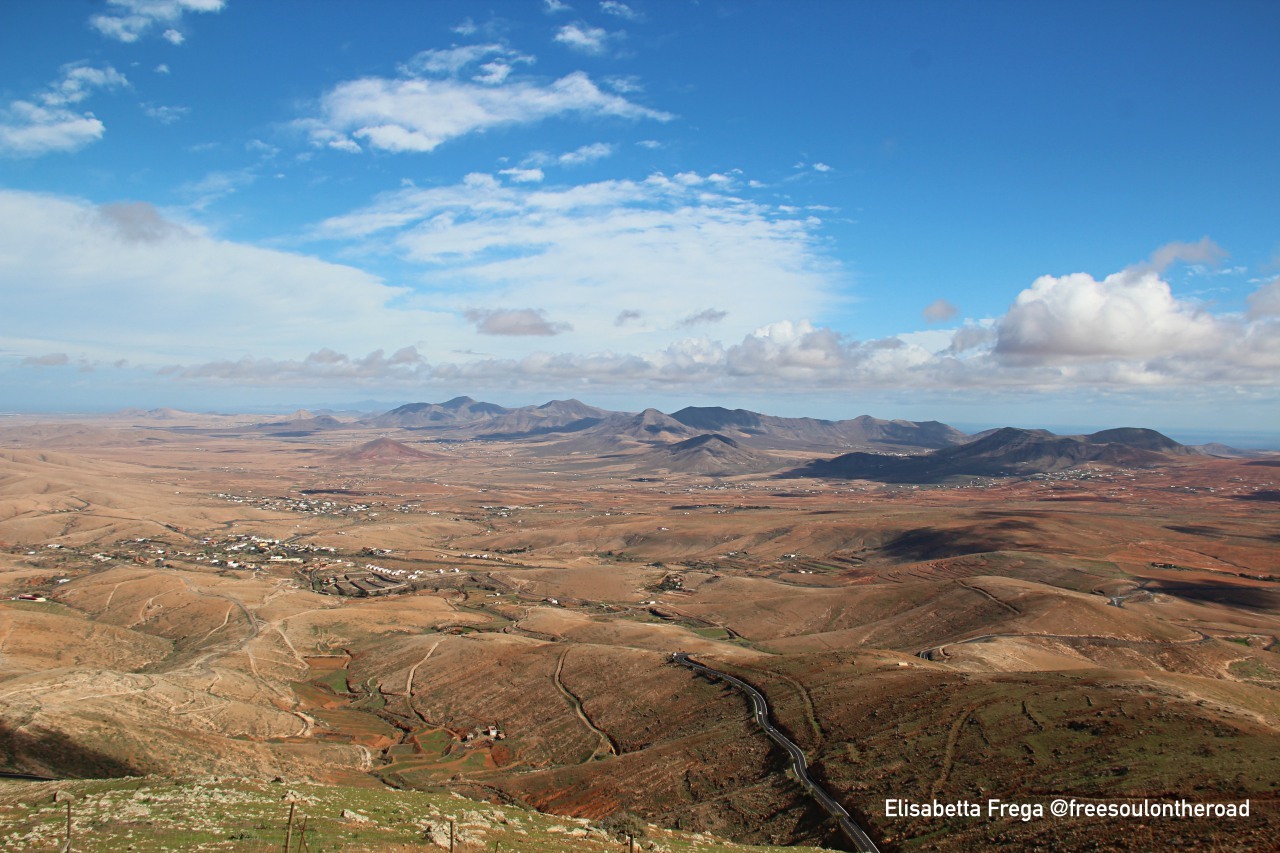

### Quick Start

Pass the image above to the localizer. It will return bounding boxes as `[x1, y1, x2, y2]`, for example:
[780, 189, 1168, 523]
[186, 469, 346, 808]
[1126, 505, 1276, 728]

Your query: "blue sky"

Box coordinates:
[1, 0, 1277, 441]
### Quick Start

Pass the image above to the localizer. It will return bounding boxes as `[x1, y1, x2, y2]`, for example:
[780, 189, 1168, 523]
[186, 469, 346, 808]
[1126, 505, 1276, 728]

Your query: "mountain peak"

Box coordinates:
[670, 433, 740, 451]
[441, 396, 477, 409]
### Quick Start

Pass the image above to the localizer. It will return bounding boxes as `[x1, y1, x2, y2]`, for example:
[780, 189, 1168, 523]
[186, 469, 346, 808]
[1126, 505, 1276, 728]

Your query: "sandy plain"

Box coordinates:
[0, 411, 1277, 850]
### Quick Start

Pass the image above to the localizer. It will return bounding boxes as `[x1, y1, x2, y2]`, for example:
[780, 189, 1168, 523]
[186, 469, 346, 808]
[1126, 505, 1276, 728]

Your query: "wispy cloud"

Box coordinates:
[558, 142, 613, 166]
[600, 1, 640, 21]
[922, 298, 958, 323]
[464, 308, 572, 336]
[555, 23, 612, 55]
[180, 168, 256, 210]
[677, 308, 728, 327]
[300, 48, 669, 154]
[1143, 237, 1226, 274]
[42, 65, 130, 107]
[0, 189, 450, 364]
[89, 0, 225, 43]
[0, 64, 128, 157]
[143, 103, 189, 125]
[400, 44, 532, 78]
[169, 347, 431, 384]
[311, 170, 838, 349]
[0, 103, 108, 157]
[499, 167, 545, 183]
[605, 75, 643, 94]
[23, 353, 70, 367]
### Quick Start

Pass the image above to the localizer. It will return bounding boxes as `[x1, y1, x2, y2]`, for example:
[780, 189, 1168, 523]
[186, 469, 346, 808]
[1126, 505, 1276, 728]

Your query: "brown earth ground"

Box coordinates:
[0, 413, 1277, 850]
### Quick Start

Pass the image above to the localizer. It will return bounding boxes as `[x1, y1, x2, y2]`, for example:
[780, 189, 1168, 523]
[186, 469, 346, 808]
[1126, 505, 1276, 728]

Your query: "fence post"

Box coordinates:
[283, 801, 296, 852]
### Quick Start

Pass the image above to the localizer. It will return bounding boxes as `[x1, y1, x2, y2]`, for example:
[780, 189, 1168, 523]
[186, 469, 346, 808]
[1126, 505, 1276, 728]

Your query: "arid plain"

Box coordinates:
[1, 403, 1278, 851]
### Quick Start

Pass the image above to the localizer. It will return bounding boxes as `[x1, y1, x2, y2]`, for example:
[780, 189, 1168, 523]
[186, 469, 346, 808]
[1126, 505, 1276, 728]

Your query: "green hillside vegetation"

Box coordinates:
[0, 776, 841, 852]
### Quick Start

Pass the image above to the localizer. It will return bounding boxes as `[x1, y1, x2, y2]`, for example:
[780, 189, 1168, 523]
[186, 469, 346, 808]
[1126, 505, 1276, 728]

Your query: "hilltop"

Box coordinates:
[330, 437, 442, 463]
[641, 433, 785, 476]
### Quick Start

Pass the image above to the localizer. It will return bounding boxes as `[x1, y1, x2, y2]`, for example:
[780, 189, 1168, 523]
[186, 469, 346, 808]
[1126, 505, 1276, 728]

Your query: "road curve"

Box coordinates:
[673, 653, 880, 853]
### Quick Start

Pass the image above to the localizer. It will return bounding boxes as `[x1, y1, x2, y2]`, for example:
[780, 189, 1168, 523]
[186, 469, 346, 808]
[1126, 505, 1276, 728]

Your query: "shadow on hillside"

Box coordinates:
[877, 526, 1029, 561]
[0, 721, 139, 779]
[1233, 490, 1280, 502]
[1149, 581, 1280, 611]
[1166, 524, 1224, 537]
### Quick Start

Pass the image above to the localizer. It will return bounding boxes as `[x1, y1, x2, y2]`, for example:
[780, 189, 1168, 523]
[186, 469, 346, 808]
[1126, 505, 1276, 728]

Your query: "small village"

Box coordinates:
[213, 491, 426, 518]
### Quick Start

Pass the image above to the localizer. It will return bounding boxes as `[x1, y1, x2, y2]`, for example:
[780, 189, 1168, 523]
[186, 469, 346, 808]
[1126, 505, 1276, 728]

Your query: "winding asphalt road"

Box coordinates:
[673, 653, 880, 853]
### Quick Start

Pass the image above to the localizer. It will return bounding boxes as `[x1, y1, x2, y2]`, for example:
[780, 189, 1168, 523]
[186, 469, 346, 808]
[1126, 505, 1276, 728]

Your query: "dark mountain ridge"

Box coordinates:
[793, 426, 1193, 483]
[668, 406, 966, 450]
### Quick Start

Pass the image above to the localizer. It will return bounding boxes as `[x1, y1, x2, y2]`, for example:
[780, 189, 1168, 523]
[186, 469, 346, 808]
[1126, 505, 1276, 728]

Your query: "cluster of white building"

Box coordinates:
[366, 564, 426, 583]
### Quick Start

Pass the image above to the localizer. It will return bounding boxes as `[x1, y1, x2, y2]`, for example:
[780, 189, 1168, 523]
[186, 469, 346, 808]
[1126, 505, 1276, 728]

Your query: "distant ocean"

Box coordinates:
[1158, 429, 1280, 451]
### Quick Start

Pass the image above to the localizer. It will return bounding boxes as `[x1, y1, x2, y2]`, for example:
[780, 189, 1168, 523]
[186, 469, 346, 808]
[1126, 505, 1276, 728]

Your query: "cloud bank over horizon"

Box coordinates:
[6, 183, 1275, 406]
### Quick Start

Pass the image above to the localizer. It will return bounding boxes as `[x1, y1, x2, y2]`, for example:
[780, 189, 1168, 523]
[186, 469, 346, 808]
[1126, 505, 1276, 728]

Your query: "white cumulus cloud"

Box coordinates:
[89, 0, 224, 43]
[996, 269, 1223, 362]
[983, 245, 1280, 386]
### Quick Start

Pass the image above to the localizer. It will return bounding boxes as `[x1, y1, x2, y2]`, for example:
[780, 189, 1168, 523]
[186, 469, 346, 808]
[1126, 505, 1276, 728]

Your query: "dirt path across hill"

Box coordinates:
[405, 640, 442, 725]
[930, 707, 974, 798]
[956, 578, 1021, 615]
[553, 647, 618, 761]
[915, 628, 1211, 660]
